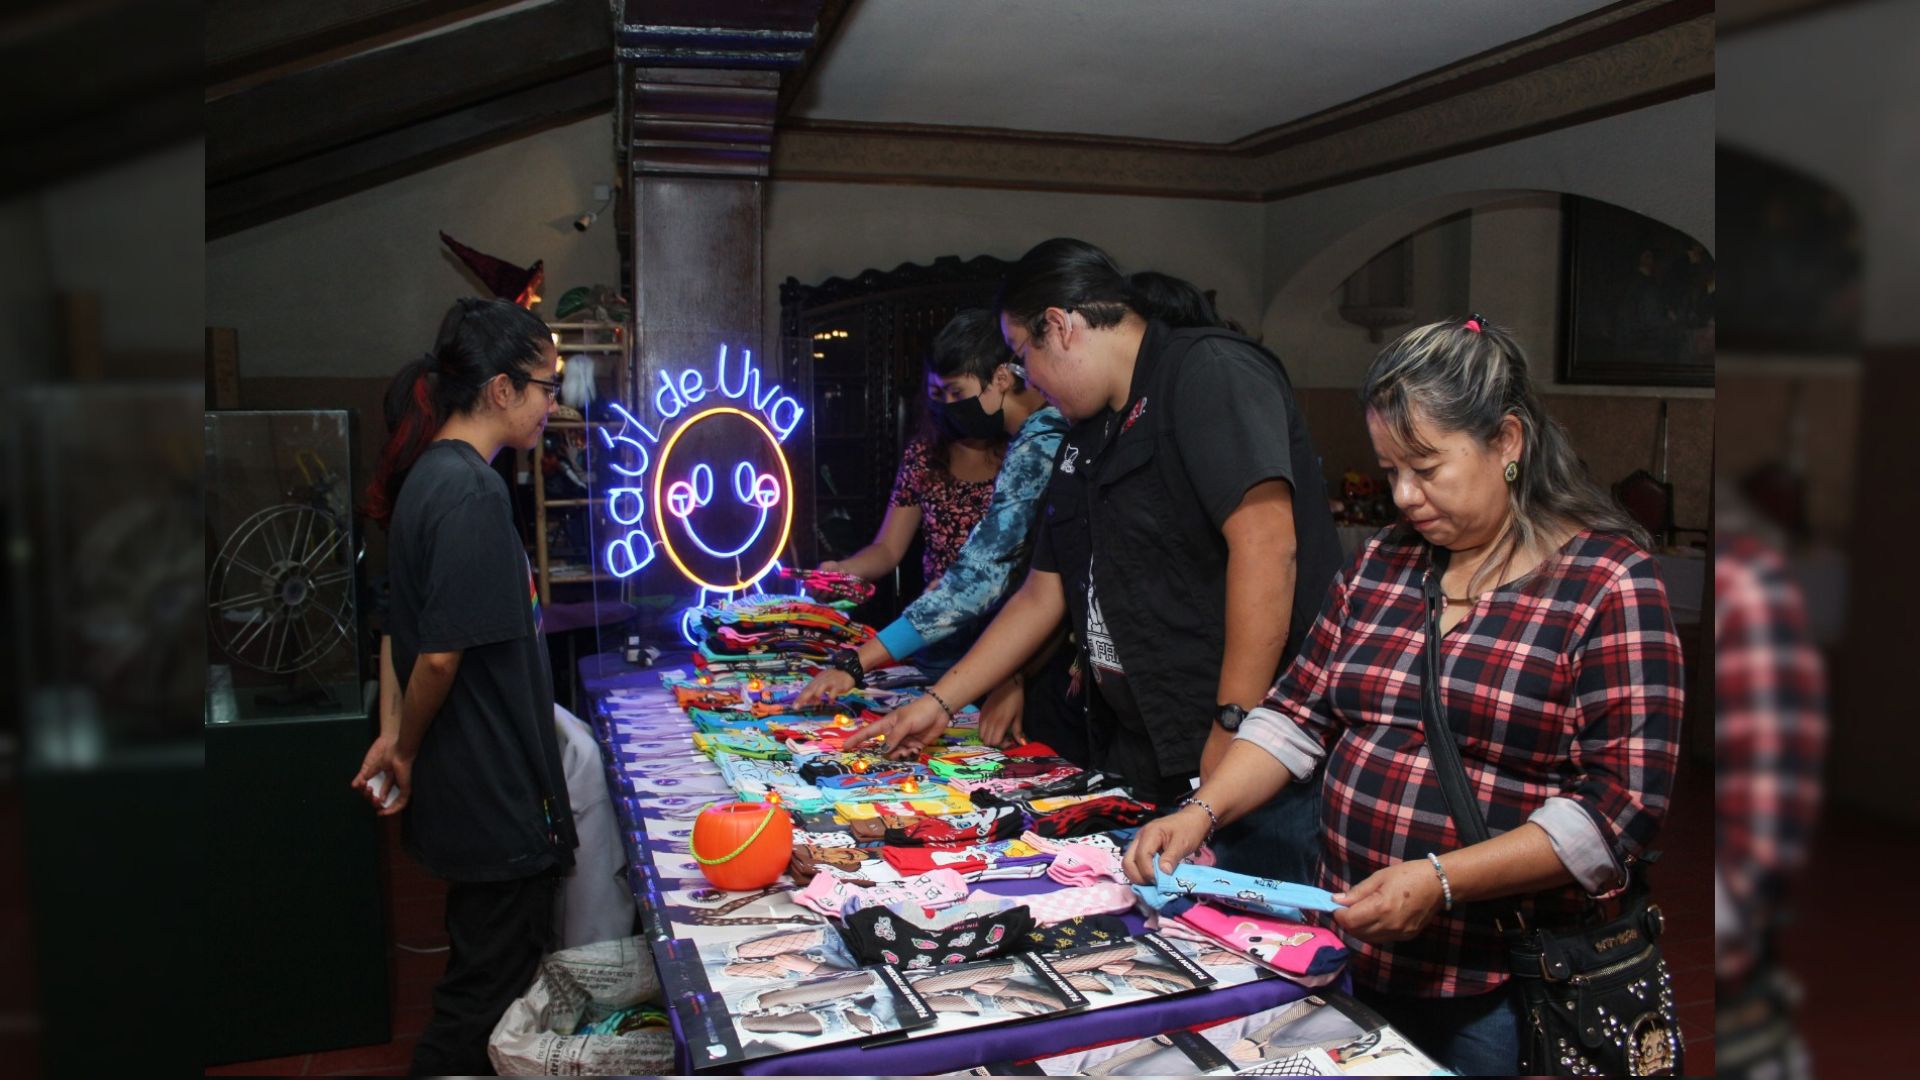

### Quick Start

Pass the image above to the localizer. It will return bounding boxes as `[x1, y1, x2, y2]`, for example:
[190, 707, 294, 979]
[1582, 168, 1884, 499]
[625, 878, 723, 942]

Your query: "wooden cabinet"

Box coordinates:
[779, 255, 1011, 624]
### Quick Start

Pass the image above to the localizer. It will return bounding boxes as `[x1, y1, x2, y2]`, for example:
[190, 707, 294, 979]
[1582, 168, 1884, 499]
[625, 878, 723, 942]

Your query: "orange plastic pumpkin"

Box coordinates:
[690, 801, 793, 890]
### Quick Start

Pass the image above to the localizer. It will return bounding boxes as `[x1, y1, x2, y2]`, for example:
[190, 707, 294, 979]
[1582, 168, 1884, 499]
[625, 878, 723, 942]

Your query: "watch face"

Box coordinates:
[1216, 706, 1245, 732]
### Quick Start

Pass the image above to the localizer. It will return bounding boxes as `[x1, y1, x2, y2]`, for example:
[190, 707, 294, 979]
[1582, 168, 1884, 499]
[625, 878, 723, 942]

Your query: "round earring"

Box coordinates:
[1503, 461, 1520, 483]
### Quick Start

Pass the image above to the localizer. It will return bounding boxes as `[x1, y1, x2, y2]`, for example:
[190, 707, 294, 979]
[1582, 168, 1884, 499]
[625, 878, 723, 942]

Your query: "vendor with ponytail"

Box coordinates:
[350, 297, 578, 1076]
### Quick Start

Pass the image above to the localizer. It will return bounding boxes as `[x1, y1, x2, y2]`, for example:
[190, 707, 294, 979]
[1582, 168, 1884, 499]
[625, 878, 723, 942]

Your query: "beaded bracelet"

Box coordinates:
[925, 687, 957, 723]
[1426, 852, 1454, 912]
[1178, 795, 1219, 843]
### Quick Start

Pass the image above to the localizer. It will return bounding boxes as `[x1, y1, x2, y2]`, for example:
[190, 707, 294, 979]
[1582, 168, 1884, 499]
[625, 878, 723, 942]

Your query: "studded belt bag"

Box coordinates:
[1420, 556, 1682, 1076]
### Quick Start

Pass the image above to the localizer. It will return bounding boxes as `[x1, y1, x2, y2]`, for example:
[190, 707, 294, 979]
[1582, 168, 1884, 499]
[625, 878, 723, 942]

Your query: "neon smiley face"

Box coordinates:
[665, 461, 781, 558]
[652, 406, 794, 592]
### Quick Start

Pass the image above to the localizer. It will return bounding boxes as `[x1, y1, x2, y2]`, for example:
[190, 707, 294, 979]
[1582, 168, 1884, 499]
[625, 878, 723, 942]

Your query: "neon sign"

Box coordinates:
[597, 345, 806, 640]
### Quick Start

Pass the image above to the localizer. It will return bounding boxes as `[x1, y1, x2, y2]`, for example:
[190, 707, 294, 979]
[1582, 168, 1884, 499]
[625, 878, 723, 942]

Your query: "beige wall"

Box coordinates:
[208, 114, 620, 379]
[761, 182, 1267, 361]
[210, 95, 1718, 567]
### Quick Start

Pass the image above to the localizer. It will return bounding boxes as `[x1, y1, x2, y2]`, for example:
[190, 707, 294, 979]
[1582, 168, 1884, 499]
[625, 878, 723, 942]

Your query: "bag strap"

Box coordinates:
[1418, 549, 1492, 845]
[1418, 547, 1529, 929]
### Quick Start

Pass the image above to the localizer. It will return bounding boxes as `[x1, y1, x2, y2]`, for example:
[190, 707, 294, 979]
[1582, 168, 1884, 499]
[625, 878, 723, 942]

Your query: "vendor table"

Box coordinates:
[580, 652, 1337, 1075]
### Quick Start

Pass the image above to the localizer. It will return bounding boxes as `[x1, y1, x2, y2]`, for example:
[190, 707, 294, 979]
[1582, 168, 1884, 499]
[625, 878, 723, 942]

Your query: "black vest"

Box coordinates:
[1039, 322, 1339, 777]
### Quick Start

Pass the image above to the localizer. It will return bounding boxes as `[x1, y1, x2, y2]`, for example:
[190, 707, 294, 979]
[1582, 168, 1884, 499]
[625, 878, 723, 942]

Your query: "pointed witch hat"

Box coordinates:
[439, 231, 544, 308]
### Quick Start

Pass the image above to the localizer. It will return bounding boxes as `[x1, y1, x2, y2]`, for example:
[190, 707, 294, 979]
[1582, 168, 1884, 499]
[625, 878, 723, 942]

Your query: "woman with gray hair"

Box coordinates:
[1125, 317, 1685, 1075]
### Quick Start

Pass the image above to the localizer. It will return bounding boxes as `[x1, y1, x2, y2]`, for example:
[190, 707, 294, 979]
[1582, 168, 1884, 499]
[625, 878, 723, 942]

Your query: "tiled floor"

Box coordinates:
[204, 762, 1721, 1077]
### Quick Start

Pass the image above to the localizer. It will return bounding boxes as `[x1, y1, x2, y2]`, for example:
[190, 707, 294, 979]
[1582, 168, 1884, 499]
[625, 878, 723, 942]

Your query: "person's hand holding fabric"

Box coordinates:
[1123, 803, 1211, 882]
[1332, 860, 1445, 944]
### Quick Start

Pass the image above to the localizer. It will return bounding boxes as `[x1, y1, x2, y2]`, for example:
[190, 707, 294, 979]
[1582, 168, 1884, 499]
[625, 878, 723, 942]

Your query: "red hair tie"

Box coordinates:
[1463, 316, 1483, 333]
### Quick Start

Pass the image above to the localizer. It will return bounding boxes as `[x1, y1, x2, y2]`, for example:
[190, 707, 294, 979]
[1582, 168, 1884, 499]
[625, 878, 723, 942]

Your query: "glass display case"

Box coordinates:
[204, 409, 363, 725]
[203, 409, 389, 1063]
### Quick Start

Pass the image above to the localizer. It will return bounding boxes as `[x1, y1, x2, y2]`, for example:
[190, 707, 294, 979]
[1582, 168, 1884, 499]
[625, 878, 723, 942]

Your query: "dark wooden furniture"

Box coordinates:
[779, 255, 1012, 624]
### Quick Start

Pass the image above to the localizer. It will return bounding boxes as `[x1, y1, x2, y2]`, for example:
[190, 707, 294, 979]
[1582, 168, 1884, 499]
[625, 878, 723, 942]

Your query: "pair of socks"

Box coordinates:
[1020, 914, 1130, 952]
[833, 792, 974, 820]
[1174, 901, 1348, 977]
[887, 807, 1024, 846]
[1019, 831, 1123, 860]
[970, 769, 1119, 807]
[1030, 796, 1159, 839]
[880, 840, 1050, 879]
[1019, 883, 1138, 925]
[789, 844, 880, 885]
[1000, 741, 1059, 759]
[1026, 789, 1132, 813]
[793, 867, 969, 919]
[842, 904, 1036, 969]
[954, 767, 1080, 797]
[1047, 840, 1129, 886]
[847, 807, 1022, 845]
[1144, 864, 1343, 921]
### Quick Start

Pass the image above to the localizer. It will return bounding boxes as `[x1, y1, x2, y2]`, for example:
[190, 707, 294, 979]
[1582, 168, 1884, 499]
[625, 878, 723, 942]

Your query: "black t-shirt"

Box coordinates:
[388, 440, 577, 882]
[1162, 331, 1343, 668]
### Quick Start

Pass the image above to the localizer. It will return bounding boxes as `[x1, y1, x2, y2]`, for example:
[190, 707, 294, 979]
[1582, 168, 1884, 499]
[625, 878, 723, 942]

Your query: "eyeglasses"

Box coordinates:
[522, 375, 563, 400]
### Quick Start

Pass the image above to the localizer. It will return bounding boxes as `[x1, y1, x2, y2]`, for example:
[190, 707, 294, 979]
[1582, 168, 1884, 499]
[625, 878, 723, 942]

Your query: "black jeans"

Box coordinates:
[410, 872, 557, 1076]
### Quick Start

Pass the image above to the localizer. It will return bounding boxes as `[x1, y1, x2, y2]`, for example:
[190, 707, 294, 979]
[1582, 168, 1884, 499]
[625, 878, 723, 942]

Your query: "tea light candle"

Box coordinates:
[834, 714, 853, 728]
[901, 779, 920, 794]
[850, 759, 870, 774]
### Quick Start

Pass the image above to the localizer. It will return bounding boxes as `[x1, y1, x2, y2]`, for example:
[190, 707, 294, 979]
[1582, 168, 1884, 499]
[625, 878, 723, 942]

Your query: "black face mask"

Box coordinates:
[929, 390, 1005, 441]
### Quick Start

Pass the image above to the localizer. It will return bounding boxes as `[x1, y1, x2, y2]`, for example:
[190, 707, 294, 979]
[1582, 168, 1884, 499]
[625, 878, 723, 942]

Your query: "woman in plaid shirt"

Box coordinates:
[1126, 317, 1683, 1075]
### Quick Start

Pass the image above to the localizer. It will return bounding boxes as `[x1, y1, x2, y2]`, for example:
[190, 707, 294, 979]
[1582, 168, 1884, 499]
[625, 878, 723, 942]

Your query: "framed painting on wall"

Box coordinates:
[1559, 195, 1714, 387]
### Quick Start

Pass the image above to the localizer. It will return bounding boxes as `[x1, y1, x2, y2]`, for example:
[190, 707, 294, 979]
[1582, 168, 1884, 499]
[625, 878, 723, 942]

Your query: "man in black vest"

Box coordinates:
[848, 238, 1343, 882]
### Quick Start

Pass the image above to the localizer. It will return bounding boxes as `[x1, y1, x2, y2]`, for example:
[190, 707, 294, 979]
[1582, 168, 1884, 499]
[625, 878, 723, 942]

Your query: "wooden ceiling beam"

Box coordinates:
[207, 67, 612, 239]
[0, 0, 199, 197]
[205, 0, 513, 86]
[208, 0, 610, 184]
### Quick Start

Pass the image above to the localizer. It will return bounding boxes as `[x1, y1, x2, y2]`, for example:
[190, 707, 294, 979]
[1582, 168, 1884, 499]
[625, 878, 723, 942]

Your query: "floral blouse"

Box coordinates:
[888, 438, 997, 584]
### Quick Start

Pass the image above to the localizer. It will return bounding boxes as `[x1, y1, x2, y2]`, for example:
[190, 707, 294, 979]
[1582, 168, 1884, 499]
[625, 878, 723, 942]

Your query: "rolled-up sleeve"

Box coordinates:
[1237, 560, 1352, 782]
[1555, 553, 1685, 896]
[895, 412, 1065, 654]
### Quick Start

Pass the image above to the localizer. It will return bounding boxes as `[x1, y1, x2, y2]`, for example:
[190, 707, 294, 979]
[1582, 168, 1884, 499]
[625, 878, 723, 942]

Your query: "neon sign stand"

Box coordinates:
[597, 345, 809, 643]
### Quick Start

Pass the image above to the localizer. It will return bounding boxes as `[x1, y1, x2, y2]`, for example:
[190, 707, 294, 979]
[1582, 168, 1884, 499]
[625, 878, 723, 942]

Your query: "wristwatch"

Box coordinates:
[827, 647, 867, 689]
[1214, 704, 1247, 733]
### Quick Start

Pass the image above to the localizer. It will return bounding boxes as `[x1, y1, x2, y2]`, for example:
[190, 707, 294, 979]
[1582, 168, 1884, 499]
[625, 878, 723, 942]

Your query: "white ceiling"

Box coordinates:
[795, 0, 1620, 143]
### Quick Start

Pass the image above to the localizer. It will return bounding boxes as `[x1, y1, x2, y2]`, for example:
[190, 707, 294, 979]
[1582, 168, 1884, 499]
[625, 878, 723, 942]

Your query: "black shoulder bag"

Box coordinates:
[1419, 555, 1682, 1076]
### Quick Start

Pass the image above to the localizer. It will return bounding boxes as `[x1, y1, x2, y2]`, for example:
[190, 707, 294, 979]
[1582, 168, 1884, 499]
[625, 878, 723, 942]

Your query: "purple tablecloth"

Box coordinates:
[581, 652, 1336, 1075]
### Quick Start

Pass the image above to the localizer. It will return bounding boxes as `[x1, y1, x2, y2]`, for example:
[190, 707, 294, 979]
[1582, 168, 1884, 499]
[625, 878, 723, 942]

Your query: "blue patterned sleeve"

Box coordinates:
[876, 409, 1067, 658]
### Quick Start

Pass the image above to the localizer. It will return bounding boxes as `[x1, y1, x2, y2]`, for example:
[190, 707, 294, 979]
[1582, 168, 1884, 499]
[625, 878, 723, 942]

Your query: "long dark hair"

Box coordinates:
[995, 237, 1136, 346]
[1362, 318, 1649, 595]
[922, 308, 1015, 471]
[362, 297, 551, 526]
[1128, 270, 1251, 334]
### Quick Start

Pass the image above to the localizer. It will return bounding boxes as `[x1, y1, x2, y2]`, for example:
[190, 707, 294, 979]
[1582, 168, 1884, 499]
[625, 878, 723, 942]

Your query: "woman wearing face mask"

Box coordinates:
[1124, 317, 1685, 1076]
[820, 327, 1012, 594]
[797, 310, 1068, 744]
